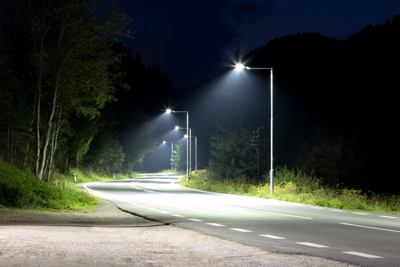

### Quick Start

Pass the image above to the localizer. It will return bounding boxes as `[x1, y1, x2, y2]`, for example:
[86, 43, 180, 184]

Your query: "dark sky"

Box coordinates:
[117, 0, 400, 89]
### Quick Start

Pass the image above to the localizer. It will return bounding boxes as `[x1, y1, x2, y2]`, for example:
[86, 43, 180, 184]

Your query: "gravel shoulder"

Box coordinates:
[0, 200, 357, 266]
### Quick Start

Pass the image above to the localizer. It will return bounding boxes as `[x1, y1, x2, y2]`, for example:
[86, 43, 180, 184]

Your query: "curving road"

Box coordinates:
[78, 173, 400, 267]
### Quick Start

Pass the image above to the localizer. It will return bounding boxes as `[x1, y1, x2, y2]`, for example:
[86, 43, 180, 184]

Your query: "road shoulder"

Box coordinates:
[0, 200, 357, 266]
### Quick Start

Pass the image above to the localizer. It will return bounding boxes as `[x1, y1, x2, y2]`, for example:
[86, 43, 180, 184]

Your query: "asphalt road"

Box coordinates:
[78, 173, 400, 267]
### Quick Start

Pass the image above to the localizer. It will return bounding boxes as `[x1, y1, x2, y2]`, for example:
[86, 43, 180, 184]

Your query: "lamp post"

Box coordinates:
[177, 127, 197, 173]
[193, 135, 197, 171]
[167, 109, 190, 181]
[163, 141, 174, 172]
[184, 130, 198, 173]
[235, 64, 274, 194]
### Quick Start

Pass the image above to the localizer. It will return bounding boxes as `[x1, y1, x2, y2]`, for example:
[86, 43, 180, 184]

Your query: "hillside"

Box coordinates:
[178, 14, 400, 193]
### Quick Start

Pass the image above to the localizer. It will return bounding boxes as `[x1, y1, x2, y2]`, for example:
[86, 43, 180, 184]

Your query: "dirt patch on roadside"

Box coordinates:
[0, 200, 357, 266]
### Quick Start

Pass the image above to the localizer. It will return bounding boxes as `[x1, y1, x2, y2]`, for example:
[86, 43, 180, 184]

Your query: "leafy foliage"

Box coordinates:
[209, 85, 258, 181]
[172, 144, 186, 171]
[210, 129, 256, 180]
[82, 126, 125, 174]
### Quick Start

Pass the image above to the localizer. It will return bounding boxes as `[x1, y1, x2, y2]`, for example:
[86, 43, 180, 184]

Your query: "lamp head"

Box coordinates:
[235, 63, 250, 70]
[166, 109, 172, 113]
[163, 141, 166, 143]
[235, 63, 245, 70]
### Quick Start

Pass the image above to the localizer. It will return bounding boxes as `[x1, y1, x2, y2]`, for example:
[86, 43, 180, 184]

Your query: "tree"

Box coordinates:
[10, 0, 132, 180]
[172, 144, 186, 172]
[82, 126, 125, 174]
[0, 0, 27, 168]
[209, 88, 258, 181]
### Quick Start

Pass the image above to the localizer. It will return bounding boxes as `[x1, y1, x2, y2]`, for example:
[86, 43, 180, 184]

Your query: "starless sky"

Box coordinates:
[116, 0, 400, 89]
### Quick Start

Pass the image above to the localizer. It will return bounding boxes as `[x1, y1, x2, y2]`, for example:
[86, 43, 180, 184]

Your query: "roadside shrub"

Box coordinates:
[182, 167, 400, 214]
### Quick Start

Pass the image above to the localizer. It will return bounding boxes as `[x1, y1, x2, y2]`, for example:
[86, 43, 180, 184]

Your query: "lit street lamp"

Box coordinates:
[166, 109, 190, 181]
[235, 64, 274, 194]
[162, 141, 174, 172]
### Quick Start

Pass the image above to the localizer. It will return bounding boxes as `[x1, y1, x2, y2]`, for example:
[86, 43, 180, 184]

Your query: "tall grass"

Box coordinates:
[0, 159, 135, 211]
[181, 168, 400, 214]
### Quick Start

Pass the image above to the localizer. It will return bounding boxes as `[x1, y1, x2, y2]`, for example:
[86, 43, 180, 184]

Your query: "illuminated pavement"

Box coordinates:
[78, 173, 400, 267]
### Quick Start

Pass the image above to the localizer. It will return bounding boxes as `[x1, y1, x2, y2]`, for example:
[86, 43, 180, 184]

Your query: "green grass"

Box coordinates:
[60, 167, 137, 184]
[0, 159, 135, 211]
[181, 168, 400, 214]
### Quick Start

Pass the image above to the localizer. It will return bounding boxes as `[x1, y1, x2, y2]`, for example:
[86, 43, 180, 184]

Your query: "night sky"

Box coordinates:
[117, 0, 400, 89]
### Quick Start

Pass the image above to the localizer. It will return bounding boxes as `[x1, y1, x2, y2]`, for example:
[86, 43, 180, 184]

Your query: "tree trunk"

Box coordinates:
[25, 75, 37, 170]
[29, 3, 50, 178]
[38, 84, 58, 180]
[35, 87, 41, 176]
[46, 103, 63, 182]
[7, 119, 10, 163]
[64, 156, 69, 174]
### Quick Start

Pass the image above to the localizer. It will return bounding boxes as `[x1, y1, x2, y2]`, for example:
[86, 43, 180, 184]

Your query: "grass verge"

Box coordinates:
[0, 159, 135, 211]
[180, 168, 400, 214]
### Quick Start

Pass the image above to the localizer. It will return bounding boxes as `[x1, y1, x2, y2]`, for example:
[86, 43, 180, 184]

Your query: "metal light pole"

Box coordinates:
[167, 109, 189, 181]
[235, 64, 274, 194]
[189, 129, 191, 175]
[163, 141, 174, 172]
[194, 135, 197, 171]
[177, 127, 197, 173]
[186, 132, 198, 172]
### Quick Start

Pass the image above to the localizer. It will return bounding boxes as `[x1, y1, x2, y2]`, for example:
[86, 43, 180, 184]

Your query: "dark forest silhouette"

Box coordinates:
[177, 14, 400, 194]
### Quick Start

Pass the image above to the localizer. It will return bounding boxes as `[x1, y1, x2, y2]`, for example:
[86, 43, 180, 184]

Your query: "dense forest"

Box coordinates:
[0, 0, 173, 179]
[1, 0, 399, 194]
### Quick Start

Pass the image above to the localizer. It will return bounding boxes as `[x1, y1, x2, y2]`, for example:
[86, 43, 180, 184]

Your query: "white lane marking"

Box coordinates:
[172, 214, 184, 217]
[129, 184, 141, 190]
[230, 228, 252, 232]
[262, 211, 312, 220]
[143, 189, 156, 193]
[312, 206, 324, 209]
[332, 209, 345, 212]
[353, 212, 368, 215]
[129, 183, 158, 193]
[148, 208, 158, 211]
[189, 218, 203, 222]
[340, 223, 400, 233]
[157, 211, 170, 214]
[130, 203, 137, 205]
[343, 251, 383, 259]
[296, 242, 329, 248]
[206, 223, 225, 227]
[138, 205, 147, 208]
[260, 235, 286, 239]
[82, 184, 108, 198]
[379, 216, 397, 219]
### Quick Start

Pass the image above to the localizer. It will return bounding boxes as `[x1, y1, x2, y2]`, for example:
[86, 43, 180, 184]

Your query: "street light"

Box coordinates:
[162, 141, 174, 172]
[191, 135, 198, 171]
[177, 127, 191, 174]
[166, 109, 190, 181]
[181, 128, 197, 172]
[235, 64, 274, 194]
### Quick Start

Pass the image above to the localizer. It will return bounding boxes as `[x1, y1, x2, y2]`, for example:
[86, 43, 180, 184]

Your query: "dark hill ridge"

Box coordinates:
[179, 14, 400, 193]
